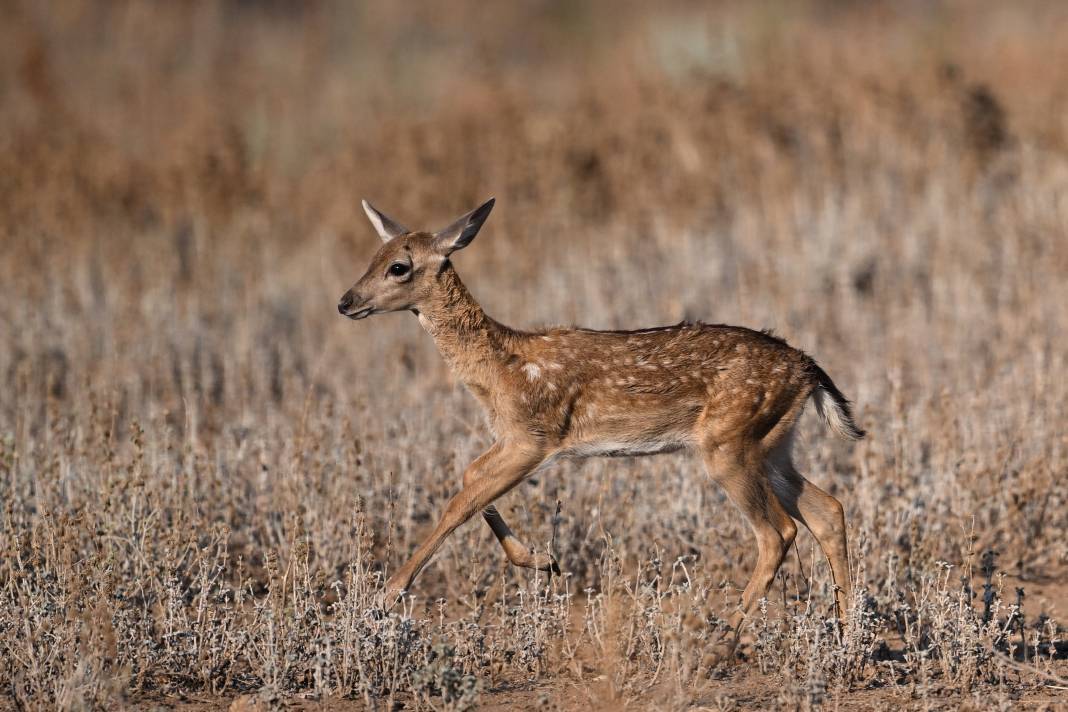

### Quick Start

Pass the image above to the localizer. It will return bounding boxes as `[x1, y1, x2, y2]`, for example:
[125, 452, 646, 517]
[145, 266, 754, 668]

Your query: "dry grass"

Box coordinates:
[1, 1, 1067, 709]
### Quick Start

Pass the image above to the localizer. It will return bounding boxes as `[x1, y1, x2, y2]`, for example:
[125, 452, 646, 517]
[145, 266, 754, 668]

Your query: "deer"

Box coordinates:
[338, 198, 865, 650]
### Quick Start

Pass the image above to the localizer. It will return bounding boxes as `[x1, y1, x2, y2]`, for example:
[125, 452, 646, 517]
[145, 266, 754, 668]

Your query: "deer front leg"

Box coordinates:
[383, 442, 547, 605]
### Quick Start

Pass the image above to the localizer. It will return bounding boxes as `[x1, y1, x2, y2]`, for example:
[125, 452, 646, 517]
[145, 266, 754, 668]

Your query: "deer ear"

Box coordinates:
[362, 200, 408, 242]
[433, 198, 495, 255]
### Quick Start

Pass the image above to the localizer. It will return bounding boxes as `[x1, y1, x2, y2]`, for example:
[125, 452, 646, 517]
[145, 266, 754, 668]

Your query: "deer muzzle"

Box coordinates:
[337, 290, 373, 320]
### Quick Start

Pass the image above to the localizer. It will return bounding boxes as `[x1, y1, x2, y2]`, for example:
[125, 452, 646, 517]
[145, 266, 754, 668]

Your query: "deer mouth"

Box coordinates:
[344, 306, 374, 320]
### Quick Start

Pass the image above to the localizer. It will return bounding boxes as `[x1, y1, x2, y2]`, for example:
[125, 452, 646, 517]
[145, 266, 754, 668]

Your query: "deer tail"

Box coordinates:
[809, 363, 865, 441]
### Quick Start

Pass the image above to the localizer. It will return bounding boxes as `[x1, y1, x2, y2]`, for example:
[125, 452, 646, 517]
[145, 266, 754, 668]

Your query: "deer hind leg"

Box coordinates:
[482, 505, 560, 573]
[700, 444, 797, 639]
[383, 442, 546, 605]
[766, 440, 851, 619]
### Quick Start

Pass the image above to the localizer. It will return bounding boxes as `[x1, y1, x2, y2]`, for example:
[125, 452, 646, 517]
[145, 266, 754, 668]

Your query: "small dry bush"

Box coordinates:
[1, 1, 1067, 709]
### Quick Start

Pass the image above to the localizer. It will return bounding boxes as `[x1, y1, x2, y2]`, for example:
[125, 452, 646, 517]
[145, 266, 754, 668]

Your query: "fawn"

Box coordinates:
[339, 198, 864, 641]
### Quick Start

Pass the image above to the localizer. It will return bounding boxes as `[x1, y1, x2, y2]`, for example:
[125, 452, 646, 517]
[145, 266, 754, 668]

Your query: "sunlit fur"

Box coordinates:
[340, 200, 865, 648]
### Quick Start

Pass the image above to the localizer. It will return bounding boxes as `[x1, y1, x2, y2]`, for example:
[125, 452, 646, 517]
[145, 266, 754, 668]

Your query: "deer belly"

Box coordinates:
[564, 436, 689, 459]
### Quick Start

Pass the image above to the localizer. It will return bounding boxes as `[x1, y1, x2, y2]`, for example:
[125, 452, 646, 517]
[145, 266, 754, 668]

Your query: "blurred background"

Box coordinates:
[1, 1, 1066, 706]
[6, 0, 1067, 434]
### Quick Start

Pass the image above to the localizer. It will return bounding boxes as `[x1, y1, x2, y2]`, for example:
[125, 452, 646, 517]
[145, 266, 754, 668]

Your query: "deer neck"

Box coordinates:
[415, 263, 512, 384]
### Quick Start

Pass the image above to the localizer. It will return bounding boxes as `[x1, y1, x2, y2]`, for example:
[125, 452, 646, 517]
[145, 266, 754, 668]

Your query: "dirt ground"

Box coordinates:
[126, 664, 1068, 712]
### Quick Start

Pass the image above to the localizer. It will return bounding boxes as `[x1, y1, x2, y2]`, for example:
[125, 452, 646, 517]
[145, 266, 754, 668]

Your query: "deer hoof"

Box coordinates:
[701, 631, 740, 673]
[526, 551, 560, 574]
[380, 580, 407, 610]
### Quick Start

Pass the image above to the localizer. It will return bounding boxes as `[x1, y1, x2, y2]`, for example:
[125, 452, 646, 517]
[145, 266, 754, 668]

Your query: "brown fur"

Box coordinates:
[340, 199, 864, 647]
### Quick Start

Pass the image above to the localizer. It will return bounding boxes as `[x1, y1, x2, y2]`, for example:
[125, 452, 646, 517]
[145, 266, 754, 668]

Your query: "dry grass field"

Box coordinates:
[2, 1, 1067, 709]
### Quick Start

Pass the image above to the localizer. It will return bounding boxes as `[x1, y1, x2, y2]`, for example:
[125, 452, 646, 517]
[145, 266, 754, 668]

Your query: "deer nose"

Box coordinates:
[338, 291, 356, 314]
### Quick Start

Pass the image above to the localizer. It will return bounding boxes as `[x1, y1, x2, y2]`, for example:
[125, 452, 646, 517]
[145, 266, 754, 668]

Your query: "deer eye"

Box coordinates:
[388, 262, 410, 277]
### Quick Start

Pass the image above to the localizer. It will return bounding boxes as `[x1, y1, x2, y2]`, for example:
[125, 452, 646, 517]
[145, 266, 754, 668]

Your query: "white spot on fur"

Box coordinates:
[522, 363, 541, 381]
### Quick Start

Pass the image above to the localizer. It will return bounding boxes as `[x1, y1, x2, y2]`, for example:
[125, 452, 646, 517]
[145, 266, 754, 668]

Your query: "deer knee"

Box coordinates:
[780, 517, 798, 550]
[753, 526, 789, 563]
[462, 467, 478, 488]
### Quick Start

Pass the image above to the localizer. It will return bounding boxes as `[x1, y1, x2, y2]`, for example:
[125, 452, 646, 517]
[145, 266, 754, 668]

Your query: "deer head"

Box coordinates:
[337, 198, 495, 319]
